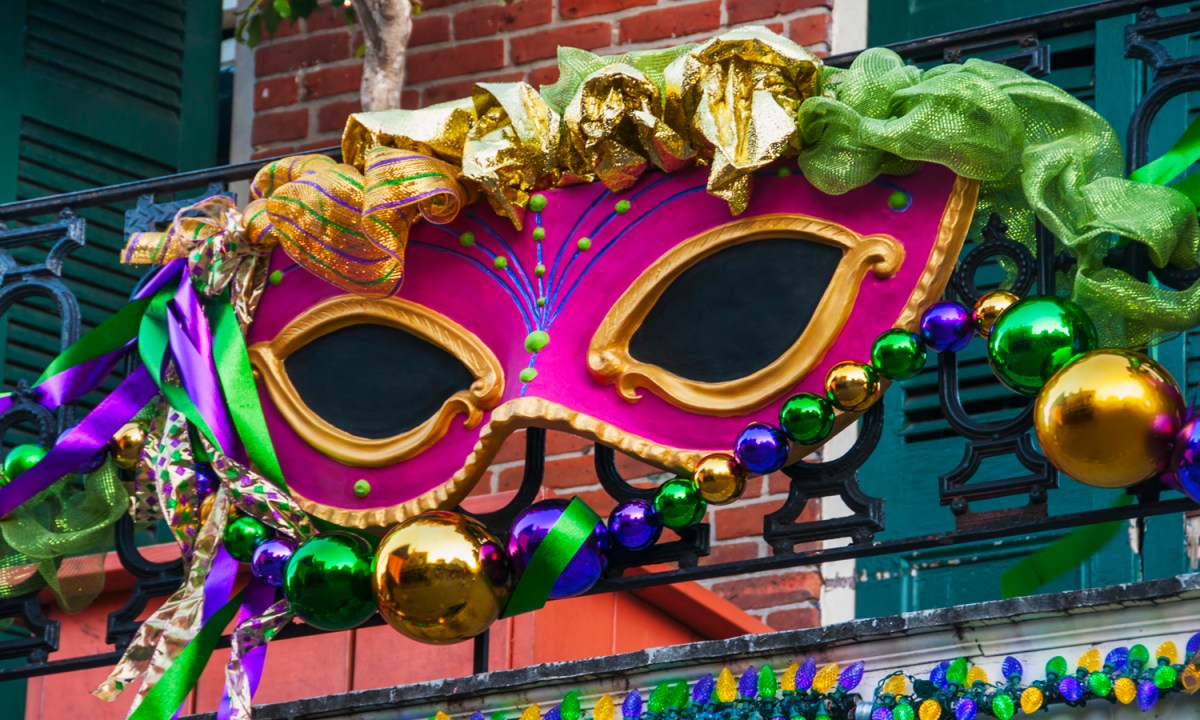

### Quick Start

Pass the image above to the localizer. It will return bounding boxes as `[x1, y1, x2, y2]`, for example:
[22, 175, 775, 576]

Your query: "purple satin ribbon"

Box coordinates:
[0, 366, 159, 517]
[216, 579, 277, 720]
[165, 278, 242, 461]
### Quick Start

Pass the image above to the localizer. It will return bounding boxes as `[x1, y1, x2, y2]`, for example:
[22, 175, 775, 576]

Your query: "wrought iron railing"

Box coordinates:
[0, 0, 1196, 687]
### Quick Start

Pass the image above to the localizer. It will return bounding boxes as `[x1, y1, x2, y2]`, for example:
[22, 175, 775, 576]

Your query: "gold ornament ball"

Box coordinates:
[110, 424, 147, 470]
[973, 289, 1018, 338]
[693, 454, 747, 505]
[1034, 349, 1183, 488]
[373, 511, 510, 644]
[824, 361, 880, 412]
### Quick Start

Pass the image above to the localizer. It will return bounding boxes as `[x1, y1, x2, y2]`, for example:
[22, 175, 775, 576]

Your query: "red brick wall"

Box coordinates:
[245, 0, 833, 632]
[249, 0, 834, 158]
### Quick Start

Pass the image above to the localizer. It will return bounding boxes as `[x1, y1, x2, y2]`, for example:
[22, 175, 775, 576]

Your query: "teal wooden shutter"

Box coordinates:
[856, 6, 1192, 618]
[0, 0, 220, 437]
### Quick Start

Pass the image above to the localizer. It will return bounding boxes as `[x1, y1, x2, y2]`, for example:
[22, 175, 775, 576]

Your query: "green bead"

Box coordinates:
[223, 515, 271, 562]
[561, 691, 581, 720]
[1154, 664, 1178, 690]
[537, 297, 546, 307]
[653, 478, 706, 528]
[532, 227, 546, 241]
[494, 256, 508, 270]
[758, 665, 777, 698]
[888, 190, 909, 210]
[1129, 644, 1150, 667]
[614, 199, 631, 214]
[987, 296, 1097, 396]
[776, 167, 791, 177]
[893, 703, 914, 720]
[268, 269, 283, 286]
[871, 329, 927, 380]
[991, 693, 1014, 720]
[947, 657, 968, 686]
[648, 683, 670, 713]
[519, 368, 538, 383]
[525, 330, 550, 352]
[283, 533, 375, 631]
[529, 194, 548, 212]
[577, 237, 592, 251]
[353, 479, 371, 498]
[459, 231, 475, 247]
[779, 392, 835, 445]
[1088, 671, 1112, 697]
[535, 264, 546, 277]
[1045, 656, 1068, 679]
[3, 444, 46, 480]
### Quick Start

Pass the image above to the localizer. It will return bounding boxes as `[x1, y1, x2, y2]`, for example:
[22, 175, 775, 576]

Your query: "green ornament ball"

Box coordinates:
[871, 329, 927, 380]
[779, 392, 835, 445]
[283, 532, 376, 631]
[653, 478, 706, 529]
[3, 444, 46, 480]
[223, 515, 272, 562]
[987, 296, 1096, 396]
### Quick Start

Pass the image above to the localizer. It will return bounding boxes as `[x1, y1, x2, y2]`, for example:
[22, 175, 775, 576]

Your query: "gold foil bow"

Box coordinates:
[664, 26, 822, 213]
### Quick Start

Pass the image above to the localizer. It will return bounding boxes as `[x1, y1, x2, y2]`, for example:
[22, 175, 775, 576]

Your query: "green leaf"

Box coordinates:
[274, 0, 293, 19]
[247, 16, 263, 48]
[262, 6, 282, 36]
[355, 42, 366, 58]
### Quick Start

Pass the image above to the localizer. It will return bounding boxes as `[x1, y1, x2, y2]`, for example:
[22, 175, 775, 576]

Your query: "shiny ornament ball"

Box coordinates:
[920, 302, 974, 352]
[373, 511, 510, 644]
[608, 499, 662, 551]
[693, 454, 747, 505]
[1170, 417, 1200, 501]
[653, 478, 707, 529]
[825, 361, 881, 412]
[3, 444, 46, 481]
[870, 329, 927, 380]
[222, 515, 272, 562]
[973, 290, 1018, 338]
[251, 537, 296, 587]
[734, 423, 790, 474]
[110, 423, 147, 470]
[779, 392, 835, 445]
[508, 500, 608, 599]
[1035, 350, 1183, 488]
[987, 296, 1096, 396]
[284, 532, 376, 631]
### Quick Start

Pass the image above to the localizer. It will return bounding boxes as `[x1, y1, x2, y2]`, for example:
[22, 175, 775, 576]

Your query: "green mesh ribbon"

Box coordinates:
[539, 45, 695, 111]
[0, 458, 128, 612]
[796, 48, 1200, 347]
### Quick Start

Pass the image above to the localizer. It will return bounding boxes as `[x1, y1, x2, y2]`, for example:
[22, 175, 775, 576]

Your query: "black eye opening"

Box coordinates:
[284, 323, 475, 440]
[627, 237, 841, 383]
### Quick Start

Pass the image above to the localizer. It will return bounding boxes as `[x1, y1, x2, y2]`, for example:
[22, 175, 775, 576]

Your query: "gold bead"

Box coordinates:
[972, 289, 1018, 338]
[1115, 677, 1137, 704]
[693, 454, 747, 505]
[824, 361, 880, 412]
[110, 423, 147, 471]
[1034, 350, 1183, 488]
[918, 698, 942, 720]
[1020, 686, 1044, 714]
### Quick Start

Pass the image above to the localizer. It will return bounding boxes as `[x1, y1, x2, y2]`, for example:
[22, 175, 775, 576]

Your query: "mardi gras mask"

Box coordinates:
[245, 162, 977, 527]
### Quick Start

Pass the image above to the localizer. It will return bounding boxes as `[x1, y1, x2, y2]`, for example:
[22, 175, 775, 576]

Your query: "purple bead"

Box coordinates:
[622, 690, 642, 719]
[692, 674, 714, 704]
[609, 499, 663, 551]
[954, 698, 977, 720]
[1058, 676, 1082, 702]
[839, 660, 865, 691]
[920, 302, 973, 352]
[871, 708, 894, 720]
[738, 666, 757, 699]
[733, 423, 790, 475]
[195, 465, 218, 500]
[250, 537, 296, 587]
[796, 657, 816, 691]
[508, 500, 609, 599]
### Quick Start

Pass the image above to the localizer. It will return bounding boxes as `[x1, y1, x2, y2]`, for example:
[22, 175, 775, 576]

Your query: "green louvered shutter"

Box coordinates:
[0, 0, 220, 439]
[856, 5, 1193, 618]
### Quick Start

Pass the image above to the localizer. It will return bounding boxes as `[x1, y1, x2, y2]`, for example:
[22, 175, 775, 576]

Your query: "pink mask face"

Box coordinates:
[247, 164, 977, 527]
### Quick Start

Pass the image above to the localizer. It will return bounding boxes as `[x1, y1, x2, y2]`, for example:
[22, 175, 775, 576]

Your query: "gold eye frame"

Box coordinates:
[588, 214, 905, 416]
[248, 296, 505, 467]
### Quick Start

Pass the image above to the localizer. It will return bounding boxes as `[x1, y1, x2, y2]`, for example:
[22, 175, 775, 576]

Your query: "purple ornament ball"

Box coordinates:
[920, 301, 974, 352]
[251, 537, 297, 587]
[508, 499, 608, 599]
[608, 499, 662, 551]
[734, 423, 790, 475]
[1169, 417, 1200, 502]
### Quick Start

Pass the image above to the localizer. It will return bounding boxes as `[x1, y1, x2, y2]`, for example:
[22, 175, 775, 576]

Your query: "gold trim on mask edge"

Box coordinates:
[586, 214, 905, 416]
[247, 295, 505, 468]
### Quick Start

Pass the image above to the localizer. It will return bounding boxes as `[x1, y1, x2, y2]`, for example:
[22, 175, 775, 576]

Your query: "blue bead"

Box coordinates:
[1105, 646, 1129, 672]
[796, 657, 816, 691]
[839, 661, 865, 691]
[692, 674, 714, 704]
[733, 423, 789, 475]
[608, 499, 663, 551]
[622, 690, 642, 719]
[930, 661, 950, 689]
[738, 666, 757, 699]
[1137, 680, 1159, 712]
[920, 302, 974, 353]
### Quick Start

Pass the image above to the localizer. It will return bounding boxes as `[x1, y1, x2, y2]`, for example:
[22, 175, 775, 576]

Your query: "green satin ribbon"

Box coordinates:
[208, 297, 287, 492]
[503, 497, 601, 617]
[127, 588, 245, 720]
[999, 494, 1134, 599]
[37, 296, 151, 383]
